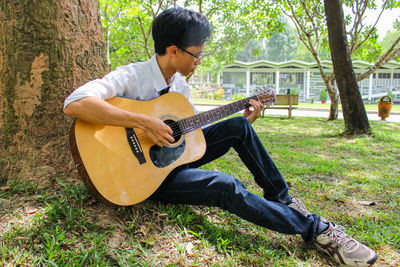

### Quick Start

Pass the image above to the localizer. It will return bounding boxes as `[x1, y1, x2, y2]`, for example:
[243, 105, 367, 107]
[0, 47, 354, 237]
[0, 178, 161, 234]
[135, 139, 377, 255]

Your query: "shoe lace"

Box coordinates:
[328, 225, 359, 251]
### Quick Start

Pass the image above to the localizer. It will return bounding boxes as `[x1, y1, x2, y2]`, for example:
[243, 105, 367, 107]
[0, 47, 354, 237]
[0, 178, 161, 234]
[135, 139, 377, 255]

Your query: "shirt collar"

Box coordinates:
[150, 55, 174, 93]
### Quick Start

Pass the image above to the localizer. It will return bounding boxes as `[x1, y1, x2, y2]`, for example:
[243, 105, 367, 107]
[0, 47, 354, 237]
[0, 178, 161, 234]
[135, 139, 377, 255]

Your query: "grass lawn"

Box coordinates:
[1, 117, 399, 266]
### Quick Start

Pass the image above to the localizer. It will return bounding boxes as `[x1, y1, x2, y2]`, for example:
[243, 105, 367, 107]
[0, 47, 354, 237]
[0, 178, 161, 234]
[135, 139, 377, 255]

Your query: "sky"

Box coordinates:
[343, 1, 399, 40]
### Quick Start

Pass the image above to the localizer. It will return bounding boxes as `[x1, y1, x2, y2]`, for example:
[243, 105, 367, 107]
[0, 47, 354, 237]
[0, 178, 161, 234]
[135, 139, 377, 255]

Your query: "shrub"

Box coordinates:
[387, 91, 395, 100]
[234, 93, 246, 100]
[290, 88, 299, 95]
[320, 89, 328, 101]
[213, 87, 224, 100]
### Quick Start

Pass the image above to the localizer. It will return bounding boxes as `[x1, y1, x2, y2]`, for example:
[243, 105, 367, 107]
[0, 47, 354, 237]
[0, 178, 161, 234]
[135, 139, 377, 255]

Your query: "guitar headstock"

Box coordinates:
[256, 87, 276, 104]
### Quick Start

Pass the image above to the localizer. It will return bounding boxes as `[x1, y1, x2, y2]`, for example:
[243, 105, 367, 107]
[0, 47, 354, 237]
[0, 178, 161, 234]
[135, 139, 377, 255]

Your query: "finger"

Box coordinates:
[252, 103, 261, 111]
[164, 125, 173, 135]
[155, 140, 164, 147]
[164, 133, 175, 143]
[249, 100, 261, 110]
[157, 137, 170, 147]
[255, 100, 263, 110]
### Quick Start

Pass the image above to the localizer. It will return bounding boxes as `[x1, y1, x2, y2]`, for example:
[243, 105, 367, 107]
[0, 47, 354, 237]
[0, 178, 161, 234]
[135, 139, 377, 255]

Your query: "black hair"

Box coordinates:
[152, 7, 212, 55]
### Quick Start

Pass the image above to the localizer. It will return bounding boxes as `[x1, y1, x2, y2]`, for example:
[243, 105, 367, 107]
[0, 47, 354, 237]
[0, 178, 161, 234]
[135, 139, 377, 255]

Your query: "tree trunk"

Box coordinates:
[324, 0, 371, 136]
[0, 0, 107, 181]
[324, 78, 339, 120]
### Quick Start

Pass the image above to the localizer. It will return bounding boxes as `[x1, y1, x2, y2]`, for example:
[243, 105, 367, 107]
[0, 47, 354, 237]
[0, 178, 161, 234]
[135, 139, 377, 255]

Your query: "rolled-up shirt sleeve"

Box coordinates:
[63, 65, 138, 110]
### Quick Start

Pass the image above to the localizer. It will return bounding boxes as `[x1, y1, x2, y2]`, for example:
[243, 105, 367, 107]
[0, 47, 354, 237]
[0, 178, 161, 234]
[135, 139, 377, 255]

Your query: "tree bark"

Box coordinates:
[324, 0, 371, 136]
[326, 82, 339, 121]
[0, 0, 107, 180]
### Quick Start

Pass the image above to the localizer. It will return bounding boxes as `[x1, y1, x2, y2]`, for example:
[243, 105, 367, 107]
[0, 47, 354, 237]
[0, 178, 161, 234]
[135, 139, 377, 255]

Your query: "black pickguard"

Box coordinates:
[149, 141, 186, 168]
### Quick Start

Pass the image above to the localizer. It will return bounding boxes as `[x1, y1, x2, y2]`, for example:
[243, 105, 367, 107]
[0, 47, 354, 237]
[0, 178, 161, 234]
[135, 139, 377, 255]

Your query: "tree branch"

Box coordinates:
[350, 0, 387, 54]
[299, 0, 320, 43]
[357, 35, 400, 81]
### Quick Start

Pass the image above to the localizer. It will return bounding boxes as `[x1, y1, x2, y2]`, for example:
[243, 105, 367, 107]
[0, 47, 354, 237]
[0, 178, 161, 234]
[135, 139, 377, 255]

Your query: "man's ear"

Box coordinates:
[166, 45, 179, 57]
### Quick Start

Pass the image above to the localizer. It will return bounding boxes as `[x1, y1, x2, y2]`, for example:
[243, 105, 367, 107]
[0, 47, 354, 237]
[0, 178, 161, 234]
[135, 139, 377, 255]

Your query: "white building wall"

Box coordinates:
[221, 61, 400, 102]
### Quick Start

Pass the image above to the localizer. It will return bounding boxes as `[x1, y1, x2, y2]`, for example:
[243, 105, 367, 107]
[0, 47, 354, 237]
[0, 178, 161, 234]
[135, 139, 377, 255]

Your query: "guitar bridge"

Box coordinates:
[126, 128, 146, 165]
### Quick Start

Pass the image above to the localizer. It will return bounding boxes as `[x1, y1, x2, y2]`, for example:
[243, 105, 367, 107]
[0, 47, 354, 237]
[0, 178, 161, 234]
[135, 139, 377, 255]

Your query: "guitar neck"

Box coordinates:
[178, 95, 258, 134]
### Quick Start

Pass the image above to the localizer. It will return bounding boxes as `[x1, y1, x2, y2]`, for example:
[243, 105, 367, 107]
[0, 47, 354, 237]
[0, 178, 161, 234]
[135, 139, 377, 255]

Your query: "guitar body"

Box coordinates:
[70, 93, 206, 206]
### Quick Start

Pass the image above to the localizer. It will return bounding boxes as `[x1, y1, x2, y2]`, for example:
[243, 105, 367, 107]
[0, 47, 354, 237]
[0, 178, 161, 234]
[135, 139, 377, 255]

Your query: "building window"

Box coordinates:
[393, 73, 400, 79]
[222, 72, 246, 87]
[280, 72, 304, 85]
[251, 72, 275, 85]
[378, 73, 391, 79]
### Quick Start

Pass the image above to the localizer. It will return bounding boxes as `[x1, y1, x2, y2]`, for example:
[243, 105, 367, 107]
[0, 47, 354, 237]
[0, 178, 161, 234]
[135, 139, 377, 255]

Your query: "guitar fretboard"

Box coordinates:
[177, 95, 258, 135]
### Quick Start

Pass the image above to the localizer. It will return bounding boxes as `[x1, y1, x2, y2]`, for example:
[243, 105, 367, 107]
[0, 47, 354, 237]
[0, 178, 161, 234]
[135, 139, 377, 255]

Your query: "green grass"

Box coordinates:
[1, 117, 399, 266]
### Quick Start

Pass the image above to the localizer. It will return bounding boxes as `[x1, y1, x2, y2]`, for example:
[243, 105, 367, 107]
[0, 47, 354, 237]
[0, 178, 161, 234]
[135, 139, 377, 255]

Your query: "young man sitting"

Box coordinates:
[64, 7, 377, 266]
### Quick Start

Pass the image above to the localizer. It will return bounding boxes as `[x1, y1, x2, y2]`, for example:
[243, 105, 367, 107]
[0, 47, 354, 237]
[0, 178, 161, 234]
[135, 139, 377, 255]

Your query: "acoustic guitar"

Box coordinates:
[69, 88, 276, 206]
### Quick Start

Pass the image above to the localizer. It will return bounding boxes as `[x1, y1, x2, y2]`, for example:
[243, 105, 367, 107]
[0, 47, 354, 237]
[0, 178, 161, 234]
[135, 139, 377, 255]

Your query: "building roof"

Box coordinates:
[224, 59, 400, 71]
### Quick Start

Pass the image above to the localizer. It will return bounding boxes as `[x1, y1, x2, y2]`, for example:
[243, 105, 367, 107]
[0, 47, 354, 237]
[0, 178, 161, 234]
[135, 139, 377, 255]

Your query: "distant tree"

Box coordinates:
[294, 39, 331, 62]
[264, 17, 298, 62]
[235, 17, 298, 63]
[235, 39, 267, 62]
[324, 0, 371, 136]
[381, 30, 400, 61]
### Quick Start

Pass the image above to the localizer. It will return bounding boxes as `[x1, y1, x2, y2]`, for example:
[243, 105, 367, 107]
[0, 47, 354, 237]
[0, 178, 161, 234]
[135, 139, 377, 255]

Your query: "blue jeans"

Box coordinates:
[150, 116, 321, 243]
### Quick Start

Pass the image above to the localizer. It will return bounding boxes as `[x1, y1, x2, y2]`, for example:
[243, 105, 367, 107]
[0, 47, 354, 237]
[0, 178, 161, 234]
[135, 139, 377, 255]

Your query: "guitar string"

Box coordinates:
[130, 104, 241, 143]
[124, 93, 274, 145]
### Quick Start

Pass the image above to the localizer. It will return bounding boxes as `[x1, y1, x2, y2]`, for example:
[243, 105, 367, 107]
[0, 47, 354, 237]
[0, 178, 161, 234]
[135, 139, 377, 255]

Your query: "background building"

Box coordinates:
[219, 60, 400, 103]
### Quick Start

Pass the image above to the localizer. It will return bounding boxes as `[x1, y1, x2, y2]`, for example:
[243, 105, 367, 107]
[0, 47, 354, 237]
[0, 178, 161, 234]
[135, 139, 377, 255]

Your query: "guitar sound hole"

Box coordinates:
[149, 119, 185, 168]
[164, 119, 181, 143]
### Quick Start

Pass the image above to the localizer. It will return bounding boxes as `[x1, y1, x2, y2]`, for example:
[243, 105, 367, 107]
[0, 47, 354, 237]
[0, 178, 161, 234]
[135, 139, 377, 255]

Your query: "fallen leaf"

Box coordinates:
[186, 242, 194, 255]
[0, 186, 10, 192]
[144, 237, 155, 246]
[87, 199, 97, 205]
[25, 208, 39, 215]
[140, 225, 147, 237]
[358, 201, 375, 206]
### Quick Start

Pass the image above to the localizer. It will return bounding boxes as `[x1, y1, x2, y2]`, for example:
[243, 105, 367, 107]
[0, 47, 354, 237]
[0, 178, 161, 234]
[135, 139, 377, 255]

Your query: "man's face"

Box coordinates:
[175, 43, 205, 76]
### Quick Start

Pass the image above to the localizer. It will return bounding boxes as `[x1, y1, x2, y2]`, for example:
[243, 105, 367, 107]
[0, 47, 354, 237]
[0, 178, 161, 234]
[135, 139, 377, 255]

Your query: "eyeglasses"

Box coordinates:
[179, 47, 203, 60]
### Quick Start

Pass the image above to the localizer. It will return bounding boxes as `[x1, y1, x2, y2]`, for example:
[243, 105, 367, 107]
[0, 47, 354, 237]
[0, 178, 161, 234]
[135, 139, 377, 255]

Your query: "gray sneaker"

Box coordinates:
[315, 222, 377, 266]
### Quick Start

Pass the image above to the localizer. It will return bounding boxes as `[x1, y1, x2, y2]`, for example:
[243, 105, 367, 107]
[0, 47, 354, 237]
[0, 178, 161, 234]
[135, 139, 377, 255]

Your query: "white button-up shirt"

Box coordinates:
[64, 55, 196, 111]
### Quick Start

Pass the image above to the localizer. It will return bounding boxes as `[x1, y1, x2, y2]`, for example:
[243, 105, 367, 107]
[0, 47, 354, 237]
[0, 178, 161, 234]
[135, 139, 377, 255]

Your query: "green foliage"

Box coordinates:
[387, 91, 395, 100]
[264, 16, 298, 62]
[99, 0, 283, 73]
[236, 16, 299, 62]
[351, 30, 382, 62]
[294, 39, 332, 62]
[320, 89, 328, 101]
[233, 93, 247, 100]
[235, 39, 267, 62]
[290, 88, 298, 95]
[382, 30, 400, 62]
[100, 0, 154, 67]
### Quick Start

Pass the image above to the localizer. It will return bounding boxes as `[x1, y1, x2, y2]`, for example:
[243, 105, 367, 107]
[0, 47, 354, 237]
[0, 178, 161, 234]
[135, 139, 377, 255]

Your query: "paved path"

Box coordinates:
[194, 104, 400, 123]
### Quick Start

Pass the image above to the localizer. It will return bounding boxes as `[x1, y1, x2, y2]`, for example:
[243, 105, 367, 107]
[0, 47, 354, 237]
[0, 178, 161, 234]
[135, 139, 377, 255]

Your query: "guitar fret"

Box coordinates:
[178, 88, 275, 135]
